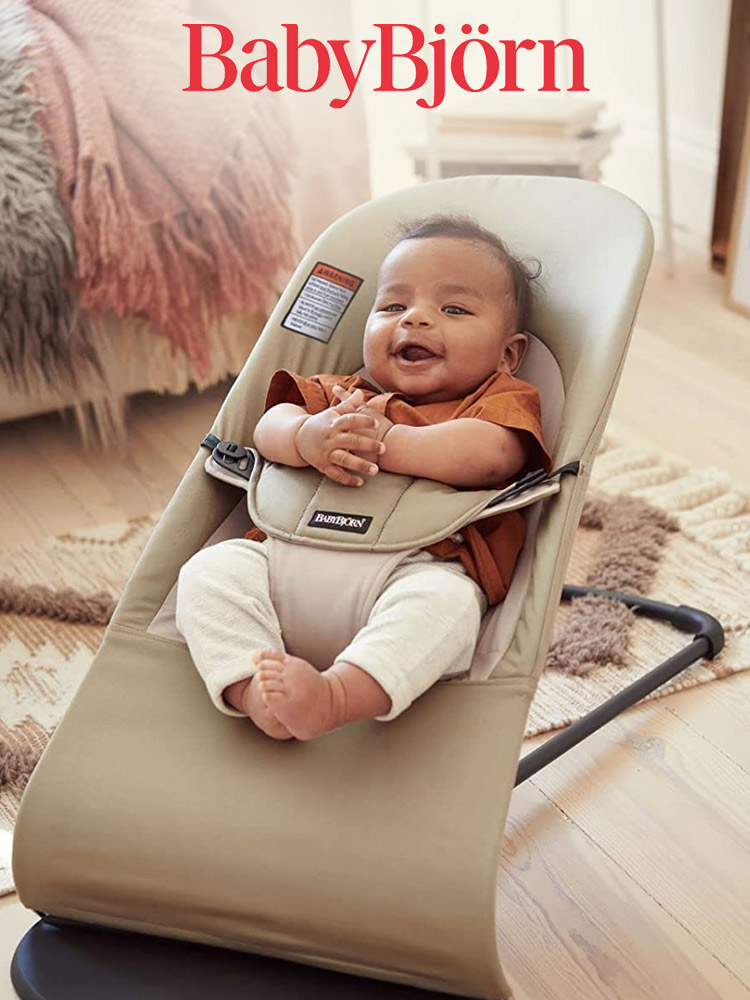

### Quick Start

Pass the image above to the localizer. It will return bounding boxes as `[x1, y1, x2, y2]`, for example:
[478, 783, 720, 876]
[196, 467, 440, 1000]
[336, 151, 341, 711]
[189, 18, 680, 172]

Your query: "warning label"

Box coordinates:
[281, 262, 363, 342]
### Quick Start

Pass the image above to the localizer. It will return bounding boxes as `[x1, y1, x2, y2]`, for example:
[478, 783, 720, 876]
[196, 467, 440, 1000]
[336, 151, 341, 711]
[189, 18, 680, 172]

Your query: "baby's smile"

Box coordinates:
[392, 344, 445, 369]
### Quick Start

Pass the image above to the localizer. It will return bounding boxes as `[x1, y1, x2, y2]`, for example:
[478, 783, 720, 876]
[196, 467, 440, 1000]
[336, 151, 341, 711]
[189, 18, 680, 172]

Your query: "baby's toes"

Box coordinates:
[257, 666, 285, 694]
[253, 648, 284, 665]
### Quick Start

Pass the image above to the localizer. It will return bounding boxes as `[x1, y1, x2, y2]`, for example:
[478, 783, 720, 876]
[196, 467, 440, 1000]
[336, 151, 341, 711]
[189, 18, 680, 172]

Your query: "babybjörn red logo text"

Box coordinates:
[183, 23, 589, 110]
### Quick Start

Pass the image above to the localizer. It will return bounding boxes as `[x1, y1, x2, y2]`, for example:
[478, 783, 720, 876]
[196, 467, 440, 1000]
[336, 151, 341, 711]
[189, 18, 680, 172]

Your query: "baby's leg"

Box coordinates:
[334, 559, 487, 721]
[256, 559, 486, 738]
[175, 538, 292, 738]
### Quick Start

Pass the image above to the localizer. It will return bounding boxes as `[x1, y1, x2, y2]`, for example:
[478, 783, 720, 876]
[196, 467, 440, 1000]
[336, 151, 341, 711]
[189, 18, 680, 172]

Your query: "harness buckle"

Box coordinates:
[201, 435, 255, 481]
[487, 460, 581, 508]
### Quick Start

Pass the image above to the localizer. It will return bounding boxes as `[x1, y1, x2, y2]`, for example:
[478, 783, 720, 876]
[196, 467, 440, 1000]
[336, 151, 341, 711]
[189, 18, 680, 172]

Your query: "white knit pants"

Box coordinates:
[175, 538, 488, 722]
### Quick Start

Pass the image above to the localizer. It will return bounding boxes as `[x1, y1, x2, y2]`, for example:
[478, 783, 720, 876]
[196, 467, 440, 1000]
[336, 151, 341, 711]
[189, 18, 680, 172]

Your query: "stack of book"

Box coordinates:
[408, 95, 618, 181]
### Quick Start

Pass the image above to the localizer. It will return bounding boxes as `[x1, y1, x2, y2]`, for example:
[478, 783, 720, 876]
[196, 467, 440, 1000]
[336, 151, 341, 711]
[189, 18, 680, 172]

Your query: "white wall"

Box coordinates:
[350, 0, 732, 243]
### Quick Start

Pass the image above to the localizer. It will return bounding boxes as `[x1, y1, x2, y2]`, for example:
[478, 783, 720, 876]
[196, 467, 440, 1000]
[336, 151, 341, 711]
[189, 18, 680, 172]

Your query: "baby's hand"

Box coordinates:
[332, 385, 394, 445]
[332, 385, 367, 415]
[295, 405, 385, 487]
[362, 406, 393, 440]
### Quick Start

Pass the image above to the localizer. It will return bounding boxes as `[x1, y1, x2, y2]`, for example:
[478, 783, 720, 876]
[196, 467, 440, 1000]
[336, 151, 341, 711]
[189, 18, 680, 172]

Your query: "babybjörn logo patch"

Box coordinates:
[309, 510, 373, 534]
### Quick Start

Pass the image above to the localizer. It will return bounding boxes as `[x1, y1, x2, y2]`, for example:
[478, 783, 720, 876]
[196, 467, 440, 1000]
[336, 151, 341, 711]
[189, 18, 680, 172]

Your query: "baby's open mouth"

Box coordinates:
[396, 344, 442, 362]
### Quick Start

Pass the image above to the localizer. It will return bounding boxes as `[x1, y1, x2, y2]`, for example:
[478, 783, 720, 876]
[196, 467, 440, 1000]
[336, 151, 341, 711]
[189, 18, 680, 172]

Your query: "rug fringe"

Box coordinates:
[0, 579, 114, 625]
[592, 444, 750, 572]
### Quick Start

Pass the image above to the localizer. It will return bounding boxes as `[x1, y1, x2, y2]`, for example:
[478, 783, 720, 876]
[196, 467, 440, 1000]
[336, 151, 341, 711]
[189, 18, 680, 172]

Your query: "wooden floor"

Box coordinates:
[1, 236, 749, 999]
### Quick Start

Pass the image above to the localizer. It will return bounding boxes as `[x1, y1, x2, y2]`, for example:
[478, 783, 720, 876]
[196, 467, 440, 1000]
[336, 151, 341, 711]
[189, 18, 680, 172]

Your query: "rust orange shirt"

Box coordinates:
[245, 369, 552, 606]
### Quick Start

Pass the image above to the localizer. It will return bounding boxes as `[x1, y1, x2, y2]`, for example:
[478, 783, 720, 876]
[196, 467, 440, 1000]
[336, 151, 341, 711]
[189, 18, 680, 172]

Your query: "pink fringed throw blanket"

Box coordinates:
[25, 0, 298, 375]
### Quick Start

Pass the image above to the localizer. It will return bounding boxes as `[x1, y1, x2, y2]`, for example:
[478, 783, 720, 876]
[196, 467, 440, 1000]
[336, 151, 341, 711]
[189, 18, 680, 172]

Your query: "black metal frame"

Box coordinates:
[515, 585, 725, 786]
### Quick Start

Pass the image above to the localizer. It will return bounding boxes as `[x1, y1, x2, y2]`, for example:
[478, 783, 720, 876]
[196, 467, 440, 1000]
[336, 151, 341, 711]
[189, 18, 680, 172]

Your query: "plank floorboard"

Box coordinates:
[528, 702, 750, 987]
[501, 781, 749, 1000]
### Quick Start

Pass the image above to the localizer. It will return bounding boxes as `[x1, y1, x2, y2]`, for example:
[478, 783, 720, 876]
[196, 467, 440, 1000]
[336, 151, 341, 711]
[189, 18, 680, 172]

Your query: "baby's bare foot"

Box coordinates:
[255, 650, 339, 741]
[244, 665, 293, 740]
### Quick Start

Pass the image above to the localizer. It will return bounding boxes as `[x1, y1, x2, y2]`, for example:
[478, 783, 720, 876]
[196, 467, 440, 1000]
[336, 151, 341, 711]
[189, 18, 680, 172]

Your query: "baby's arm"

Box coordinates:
[254, 403, 311, 467]
[379, 420, 526, 490]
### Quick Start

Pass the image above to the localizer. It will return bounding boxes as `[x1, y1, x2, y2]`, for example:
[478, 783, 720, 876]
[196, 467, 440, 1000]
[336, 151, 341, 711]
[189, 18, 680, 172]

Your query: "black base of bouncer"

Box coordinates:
[11, 586, 723, 1000]
[11, 916, 444, 1000]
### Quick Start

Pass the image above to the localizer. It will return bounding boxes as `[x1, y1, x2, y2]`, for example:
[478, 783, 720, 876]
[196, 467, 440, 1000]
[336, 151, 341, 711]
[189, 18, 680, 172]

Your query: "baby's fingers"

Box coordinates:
[328, 449, 380, 486]
[333, 386, 365, 409]
[333, 400, 356, 415]
[340, 431, 385, 456]
[332, 386, 349, 409]
[332, 394, 363, 416]
[322, 463, 360, 487]
[334, 411, 378, 431]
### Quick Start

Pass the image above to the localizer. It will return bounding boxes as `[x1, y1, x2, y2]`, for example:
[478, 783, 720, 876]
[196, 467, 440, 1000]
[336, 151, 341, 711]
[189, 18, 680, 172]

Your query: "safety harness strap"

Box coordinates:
[200, 436, 580, 552]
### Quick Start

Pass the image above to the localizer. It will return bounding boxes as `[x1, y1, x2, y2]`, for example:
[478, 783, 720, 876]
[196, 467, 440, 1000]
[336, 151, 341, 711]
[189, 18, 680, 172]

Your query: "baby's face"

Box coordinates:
[363, 236, 521, 405]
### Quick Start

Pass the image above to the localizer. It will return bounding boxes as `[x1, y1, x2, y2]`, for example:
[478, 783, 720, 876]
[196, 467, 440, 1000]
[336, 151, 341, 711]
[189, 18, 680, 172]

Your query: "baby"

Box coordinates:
[176, 214, 550, 741]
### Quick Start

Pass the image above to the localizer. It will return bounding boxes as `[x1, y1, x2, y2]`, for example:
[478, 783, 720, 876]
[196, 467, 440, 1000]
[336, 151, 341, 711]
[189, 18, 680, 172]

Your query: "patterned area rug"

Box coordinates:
[1, 437, 749, 895]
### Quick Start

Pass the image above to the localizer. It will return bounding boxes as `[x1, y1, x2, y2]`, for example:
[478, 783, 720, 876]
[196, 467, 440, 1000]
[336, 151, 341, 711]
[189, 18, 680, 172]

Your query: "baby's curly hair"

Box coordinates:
[394, 214, 542, 332]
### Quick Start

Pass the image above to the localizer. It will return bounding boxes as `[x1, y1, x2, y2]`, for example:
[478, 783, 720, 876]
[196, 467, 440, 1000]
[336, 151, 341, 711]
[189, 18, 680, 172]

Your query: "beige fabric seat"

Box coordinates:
[13, 175, 653, 1000]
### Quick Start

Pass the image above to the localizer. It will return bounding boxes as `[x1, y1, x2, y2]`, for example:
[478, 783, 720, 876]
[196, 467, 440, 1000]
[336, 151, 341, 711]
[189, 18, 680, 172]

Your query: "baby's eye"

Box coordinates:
[380, 303, 405, 312]
[443, 305, 470, 315]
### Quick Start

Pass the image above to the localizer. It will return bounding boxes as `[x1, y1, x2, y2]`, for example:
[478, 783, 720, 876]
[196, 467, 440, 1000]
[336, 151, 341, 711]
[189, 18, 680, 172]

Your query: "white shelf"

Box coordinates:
[406, 126, 619, 180]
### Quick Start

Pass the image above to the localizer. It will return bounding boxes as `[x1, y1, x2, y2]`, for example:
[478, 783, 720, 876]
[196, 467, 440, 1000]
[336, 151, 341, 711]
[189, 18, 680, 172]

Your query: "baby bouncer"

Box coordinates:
[10, 176, 723, 1000]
